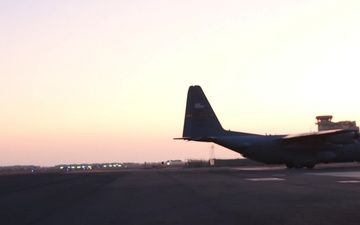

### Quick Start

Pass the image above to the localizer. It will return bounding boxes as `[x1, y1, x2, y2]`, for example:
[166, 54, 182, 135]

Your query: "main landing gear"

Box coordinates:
[285, 163, 315, 169]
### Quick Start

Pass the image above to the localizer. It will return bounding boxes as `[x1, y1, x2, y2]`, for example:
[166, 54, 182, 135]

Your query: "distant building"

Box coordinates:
[316, 115, 359, 131]
[0, 165, 40, 172]
[165, 160, 184, 166]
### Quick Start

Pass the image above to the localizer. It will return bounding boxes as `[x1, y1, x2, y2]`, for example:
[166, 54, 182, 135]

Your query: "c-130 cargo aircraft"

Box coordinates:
[175, 85, 360, 169]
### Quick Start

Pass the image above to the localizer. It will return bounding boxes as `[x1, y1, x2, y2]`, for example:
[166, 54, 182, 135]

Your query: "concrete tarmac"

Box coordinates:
[2, 165, 360, 225]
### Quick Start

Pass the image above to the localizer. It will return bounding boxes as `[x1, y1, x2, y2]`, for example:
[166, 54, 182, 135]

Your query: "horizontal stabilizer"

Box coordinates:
[173, 137, 192, 141]
[173, 136, 217, 142]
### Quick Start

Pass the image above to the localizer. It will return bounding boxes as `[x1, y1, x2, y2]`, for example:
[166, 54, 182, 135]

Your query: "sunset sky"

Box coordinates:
[1, 0, 360, 166]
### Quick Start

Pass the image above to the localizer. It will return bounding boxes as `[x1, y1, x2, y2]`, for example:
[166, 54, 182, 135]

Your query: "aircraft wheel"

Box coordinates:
[285, 163, 293, 169]
[305, 164, 315, 169]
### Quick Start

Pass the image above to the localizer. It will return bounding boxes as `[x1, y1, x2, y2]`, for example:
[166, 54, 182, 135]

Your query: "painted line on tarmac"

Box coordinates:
[310, 172, 360, 183]
[310, 171, 360, 179]
[246, 178, 285, 181]
[338, 180, 360, 184]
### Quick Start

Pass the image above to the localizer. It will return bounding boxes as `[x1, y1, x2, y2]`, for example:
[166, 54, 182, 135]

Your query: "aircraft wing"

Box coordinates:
[279, 129, 359, 145]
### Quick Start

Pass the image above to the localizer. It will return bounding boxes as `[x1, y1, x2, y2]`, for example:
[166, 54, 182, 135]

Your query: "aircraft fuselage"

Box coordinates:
[175, 86, 360, 169]
[211, 135, 360, 168]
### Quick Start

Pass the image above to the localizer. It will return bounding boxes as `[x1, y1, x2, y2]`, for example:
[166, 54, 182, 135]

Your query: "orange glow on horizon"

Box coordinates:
[1, 0, 359, 166]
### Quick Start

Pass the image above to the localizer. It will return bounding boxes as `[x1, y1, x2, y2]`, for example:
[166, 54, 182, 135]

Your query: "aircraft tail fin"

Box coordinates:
[180, 85, 227, 140]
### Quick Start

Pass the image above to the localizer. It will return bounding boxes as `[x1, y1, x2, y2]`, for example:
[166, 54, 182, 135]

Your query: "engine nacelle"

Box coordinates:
[326, 131, 359, 144]
[316, 151, 337, 163]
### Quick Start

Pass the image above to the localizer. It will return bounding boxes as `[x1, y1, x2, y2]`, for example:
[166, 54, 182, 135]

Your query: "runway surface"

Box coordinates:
[2, 164, 360, 225]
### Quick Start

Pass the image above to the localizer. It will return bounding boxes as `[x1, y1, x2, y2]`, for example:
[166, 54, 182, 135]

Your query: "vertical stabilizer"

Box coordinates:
[182, 85, 226, 139]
